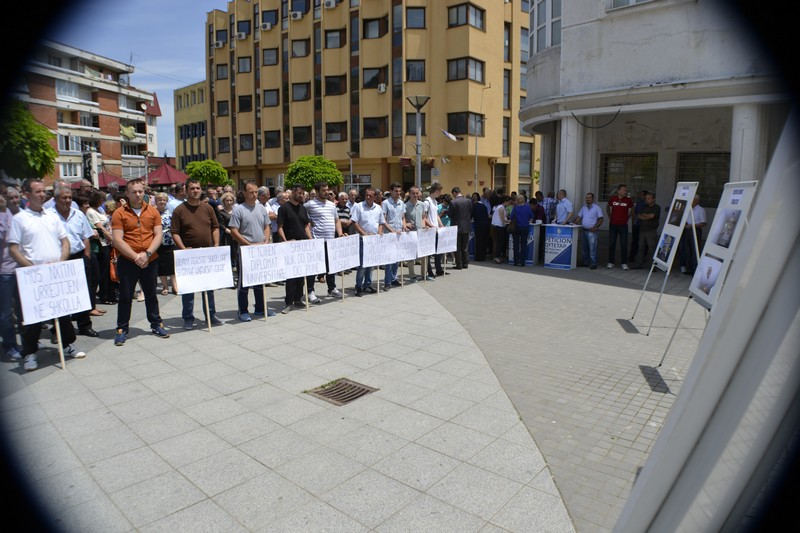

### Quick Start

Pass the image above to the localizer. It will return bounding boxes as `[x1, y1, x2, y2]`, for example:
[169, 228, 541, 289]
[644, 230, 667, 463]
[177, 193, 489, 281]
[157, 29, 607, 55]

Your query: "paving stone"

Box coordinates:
[265, 499, 370, 533]
[208, 411, 280, 445]
[128, 409, 202, 444]
[373, 442, 460, 491]
[375, 493, 485, 533]
[430, 463, 524, 520]
[416, 422, 496, 461]
[151, 427, 231, 468]
[239, 427, 321, 469]
[275, 446, 366, 496]
[322, 468, 420, 528]
[491, 486, 576, 533]
[88, 445, 172, 493]
[139, 499, 246, 533]
[469, 438, 547, 484]
[110, 470, 206, 528]
[51, 492, 132, 533]
[179, 447, 268, 497]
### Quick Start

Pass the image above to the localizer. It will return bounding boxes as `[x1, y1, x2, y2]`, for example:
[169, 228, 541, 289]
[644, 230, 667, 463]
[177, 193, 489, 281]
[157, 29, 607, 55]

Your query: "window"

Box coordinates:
[293, 126, 312, 145]
[198, 89, 204, 103]
[292, 39, 310, 57]
[406, 113, 426, 136]
[677, 152, 731, 206]
[79, 112, 99, 128]
[122, 143, 142, 156]
[325, 122, 348, 142]
[502, 118, 510, 157]
[262, 48, 279, 66]
[55, 79, 79, 99]
[448, 3, 485, 30]
[521, 27, 529, 62]
[239, 134, 254, 151]
[599, 153, 658, 201]
[216, 29, 228, 43]
[237, 20, 251, 35]
[191, 91, 197, 105]
[447, 112, 484, 136]
[610, 0, 652, 7]
[504, 23, 511, 62]
[238, 56, 252, 73]
[534, 0, 561, 52]
[217, 100, 229, 116]
[216, 64, 228, 80]
[264, 130, 280, 148]
[520, 62, 527, 90]
[262, 9, 278, 25]
[58, 134, 81, 153]
[522, 0, 530, 11]
[363, 16, 388, 39]
[363, 66, 387, 88]
[218, 137, 231, 153]
[238, 95, 252, 112]
[406, 60, 425, 82]
[406, 7, 425, 28]
[519, 142, 532, 177]
[292, 82, 310, 101]
[291, 0, 309, 12]
[363, 117, 388, 138]
[325, 28, 346, 48]
[447, 57, 485, 83]
[325, 75, 347, 95]
[503, 69, 511, 110]
[60, 163, 81, 179]
[48, 55, 62, 68]
[263, 89, 279, 106]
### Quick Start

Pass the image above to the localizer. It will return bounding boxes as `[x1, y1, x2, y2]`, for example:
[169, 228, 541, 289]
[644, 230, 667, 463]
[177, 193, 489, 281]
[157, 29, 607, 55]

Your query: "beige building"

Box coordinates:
[199, 0, 538, 195]
[174, 81, 210, 170]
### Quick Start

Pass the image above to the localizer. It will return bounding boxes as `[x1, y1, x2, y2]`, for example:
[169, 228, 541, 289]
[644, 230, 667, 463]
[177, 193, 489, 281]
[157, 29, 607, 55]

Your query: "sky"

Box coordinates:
[48, 0, 224, 157]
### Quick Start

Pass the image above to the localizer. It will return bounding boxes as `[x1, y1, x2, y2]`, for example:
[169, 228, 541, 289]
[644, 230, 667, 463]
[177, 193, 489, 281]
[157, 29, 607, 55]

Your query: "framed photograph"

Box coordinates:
[691, 255, 723, 296]
[656, 233, 675, 263]
[668, 199, 687, 227]
[710, 209, 741, 249]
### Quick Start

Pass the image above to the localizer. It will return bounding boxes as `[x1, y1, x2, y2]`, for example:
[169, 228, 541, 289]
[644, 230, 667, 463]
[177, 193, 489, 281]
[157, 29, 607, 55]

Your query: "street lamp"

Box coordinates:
[406, 95, 430, 189]
[474, 84, 492, 194]
[346, 151, 357, 191]
[140, 150, 153, 185]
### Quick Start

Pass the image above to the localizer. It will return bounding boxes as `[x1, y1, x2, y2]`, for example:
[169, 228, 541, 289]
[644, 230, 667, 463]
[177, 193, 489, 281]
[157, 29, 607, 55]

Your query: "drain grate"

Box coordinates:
[306, 378, 378, 406]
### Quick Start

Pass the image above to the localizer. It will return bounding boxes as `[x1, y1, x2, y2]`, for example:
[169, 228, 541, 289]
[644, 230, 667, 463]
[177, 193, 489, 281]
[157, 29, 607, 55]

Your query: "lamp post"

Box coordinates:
[406, 95, 430, 189]
[346, 151, 357, 190]
[474, 84, 491, 194]
[141, 150, 153, 186]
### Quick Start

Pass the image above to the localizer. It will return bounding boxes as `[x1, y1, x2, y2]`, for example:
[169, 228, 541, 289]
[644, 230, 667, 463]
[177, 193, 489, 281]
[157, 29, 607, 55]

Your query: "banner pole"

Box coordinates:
[53, 318, 66, 370]
[401, 262, 404, 287]
[631, 262, 656, 320]
[646, 265, 673, 336]
[262, 285, 268, 320]
[203, 292, 212, 332]
[423, 256, 427, 282]
[658, 296, 692, 368]
[376, 267, 379, 294]
[341, 271, 345, 302]
[304, 277, 309, 312]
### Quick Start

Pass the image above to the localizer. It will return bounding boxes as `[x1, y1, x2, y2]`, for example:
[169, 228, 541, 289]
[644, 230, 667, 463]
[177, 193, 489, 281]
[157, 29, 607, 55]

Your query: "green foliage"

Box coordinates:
[284, 155, 343, 191]
[0, 101, 57, 178]
[185, 159, 232, 186]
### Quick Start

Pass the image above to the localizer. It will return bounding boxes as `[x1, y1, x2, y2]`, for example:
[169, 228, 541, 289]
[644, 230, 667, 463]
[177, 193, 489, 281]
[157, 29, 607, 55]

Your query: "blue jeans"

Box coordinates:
[182, 291, 216, 321]
[356, 239, 372, 289]
[0, 274, 19, 352]
[384, 262, 398, 285]
[582, 229, 599, 267]
[512, 228, 528, 266]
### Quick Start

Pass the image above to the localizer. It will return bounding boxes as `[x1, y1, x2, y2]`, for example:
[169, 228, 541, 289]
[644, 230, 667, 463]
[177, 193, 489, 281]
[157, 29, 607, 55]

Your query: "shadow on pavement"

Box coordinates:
[639, 365, 672, 394]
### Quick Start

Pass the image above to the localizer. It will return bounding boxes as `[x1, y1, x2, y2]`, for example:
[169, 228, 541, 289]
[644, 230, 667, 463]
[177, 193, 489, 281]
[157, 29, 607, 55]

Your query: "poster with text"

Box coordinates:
[281, 239, 327, 278]
[240, 242, 284, 286]
[325, 234, 361, 274]
[396, 231, 419, 262]
[174, 247, 234, 295]
[417, 228, 437, 257]
[15, 259, 91, 325]
[544, 225, 576, 270]
[652, 181, 698, 271]
[436, 226, 458, 254]
[361, 234, 395, 268]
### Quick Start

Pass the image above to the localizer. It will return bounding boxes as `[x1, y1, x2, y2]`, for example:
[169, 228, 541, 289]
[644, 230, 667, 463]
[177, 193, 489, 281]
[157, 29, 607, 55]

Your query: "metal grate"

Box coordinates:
[306, 378, 378, 406]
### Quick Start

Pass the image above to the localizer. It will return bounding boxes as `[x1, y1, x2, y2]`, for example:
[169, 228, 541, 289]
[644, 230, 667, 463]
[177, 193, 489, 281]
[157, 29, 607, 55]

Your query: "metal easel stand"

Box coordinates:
[657, 295, 693, 368]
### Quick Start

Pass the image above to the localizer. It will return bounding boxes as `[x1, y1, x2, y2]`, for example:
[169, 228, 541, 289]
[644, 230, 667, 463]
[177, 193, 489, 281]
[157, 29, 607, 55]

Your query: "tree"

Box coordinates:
[284, 155, 343, 191]
[185, 159, 232, 187]
[0, 101, 57, 179]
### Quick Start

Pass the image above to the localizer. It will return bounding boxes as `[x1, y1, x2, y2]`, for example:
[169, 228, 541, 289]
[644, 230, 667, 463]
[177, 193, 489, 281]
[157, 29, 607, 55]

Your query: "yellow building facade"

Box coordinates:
[174, 81, 209, 170]
[201, 0, 538, 195]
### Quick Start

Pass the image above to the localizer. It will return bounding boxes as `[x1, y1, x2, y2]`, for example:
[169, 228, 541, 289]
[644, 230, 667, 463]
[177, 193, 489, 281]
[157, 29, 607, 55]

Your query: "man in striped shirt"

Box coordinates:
[304, 182, 343, 301]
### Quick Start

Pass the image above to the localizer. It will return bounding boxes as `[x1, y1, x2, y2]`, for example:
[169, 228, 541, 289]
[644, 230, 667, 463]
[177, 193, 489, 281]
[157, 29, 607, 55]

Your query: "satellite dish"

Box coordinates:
[139, 102, 147, 111]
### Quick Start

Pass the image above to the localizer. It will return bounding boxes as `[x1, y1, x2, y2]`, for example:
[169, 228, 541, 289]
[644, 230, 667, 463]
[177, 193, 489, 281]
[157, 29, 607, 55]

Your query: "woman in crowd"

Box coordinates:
[491, 195, 511, 263]
[155, 192, 178, 295]
[82, 192, 107, 314]
[217, 191, 238, 274]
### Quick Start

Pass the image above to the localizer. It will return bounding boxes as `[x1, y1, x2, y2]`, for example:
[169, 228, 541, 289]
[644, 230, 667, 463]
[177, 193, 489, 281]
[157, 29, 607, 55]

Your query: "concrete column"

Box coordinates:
[538, 131, 556, 194]
[558, 116, 583, 197]
[730, 103, 768, 182]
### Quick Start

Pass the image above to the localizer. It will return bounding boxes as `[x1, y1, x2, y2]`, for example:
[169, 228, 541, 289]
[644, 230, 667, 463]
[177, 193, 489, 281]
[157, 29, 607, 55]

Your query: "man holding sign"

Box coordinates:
[8, 179, 86, 371]
[304, 182, 343, 301]
[381, 183, 406, 289]
[278, 184, 313, 313]
[351, 187, 389, 296]
[171, 178, 222, 329]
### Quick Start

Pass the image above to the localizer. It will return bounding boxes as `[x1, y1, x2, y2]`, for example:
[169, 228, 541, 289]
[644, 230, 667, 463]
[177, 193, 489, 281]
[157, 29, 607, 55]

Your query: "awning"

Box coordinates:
[147, 164, 188, 185]
[98, 171, 126, 188]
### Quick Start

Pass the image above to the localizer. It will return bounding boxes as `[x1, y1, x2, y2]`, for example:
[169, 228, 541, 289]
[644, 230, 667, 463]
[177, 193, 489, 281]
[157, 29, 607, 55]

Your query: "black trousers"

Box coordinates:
[285, 277, 305, 306]
[455, 232, 470, 268]
[69, 252, 92, 330]
[473, 225, 489, 261]
[116, 256, 162, 332]
[22, 316, 75, 356]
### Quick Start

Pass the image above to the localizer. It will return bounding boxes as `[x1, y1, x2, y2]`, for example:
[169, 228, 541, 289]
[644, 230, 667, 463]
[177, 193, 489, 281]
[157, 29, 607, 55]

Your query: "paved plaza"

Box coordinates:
[0, 261, 705, 532]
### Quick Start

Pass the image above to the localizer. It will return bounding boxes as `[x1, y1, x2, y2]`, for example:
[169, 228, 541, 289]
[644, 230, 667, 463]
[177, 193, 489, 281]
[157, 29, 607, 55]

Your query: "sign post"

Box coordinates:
[174, 247, 234, 331]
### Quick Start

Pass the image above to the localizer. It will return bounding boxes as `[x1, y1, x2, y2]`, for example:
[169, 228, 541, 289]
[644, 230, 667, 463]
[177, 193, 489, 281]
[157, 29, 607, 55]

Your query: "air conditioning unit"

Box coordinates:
[213, 41, 224, 49]
[236, 32, 247, 40]
[324, 0, 336, 8]
[377, 83, 387, 93]
[260, 22, 272, 31]
[290, 11, 303, 20]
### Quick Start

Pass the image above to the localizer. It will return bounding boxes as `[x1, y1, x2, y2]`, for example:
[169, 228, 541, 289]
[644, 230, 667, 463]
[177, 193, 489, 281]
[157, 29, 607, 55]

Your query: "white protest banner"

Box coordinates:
[282, 239, 327, 278]
[15, 259, 91, 325]
[436, 226, 458, 254]
[361, 233, 395, 268]
[396, 231, 419, 261]
[417, 228, 437, 257]
[240, 242, 284, 287]
[652, 181, 699, 272]
[326, 234, 361, 274]
[174, 247, 234, 295]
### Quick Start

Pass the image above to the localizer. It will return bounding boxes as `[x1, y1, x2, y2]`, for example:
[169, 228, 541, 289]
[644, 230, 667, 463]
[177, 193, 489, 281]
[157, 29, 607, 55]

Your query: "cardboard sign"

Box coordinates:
[396, 231, 419, 261]
[174, 247, 233, 295]
[240, 240, 327, 287]
[283, 239, 327, 278]
[15, 259, 91, 325]
[361, 233, 396, 268]
[326, 234, 361, 274]
[436, 226, 458, 254]
[417, 228, 437, 257]
[653, 181, 699, 271]
[544, 225, 577, 270]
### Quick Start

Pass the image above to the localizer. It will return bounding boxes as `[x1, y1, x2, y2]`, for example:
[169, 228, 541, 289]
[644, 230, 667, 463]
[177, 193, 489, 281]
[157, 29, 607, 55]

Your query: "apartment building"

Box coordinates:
[174, 81, 210, 170]
[13, 40, 158, 186]
[202, 0, 538, 195]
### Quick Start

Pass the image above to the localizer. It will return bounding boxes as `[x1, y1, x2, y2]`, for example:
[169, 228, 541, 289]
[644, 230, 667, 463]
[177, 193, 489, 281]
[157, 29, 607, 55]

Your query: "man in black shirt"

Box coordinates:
[633, 191, 661, 269]
[277, 184, 312, 313]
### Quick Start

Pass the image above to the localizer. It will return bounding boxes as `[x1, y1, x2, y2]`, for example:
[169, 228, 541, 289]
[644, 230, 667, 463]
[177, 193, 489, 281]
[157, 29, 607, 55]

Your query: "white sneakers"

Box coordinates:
[621, 264, 629, 271]
[64, 344, 86, 359]
[308, 291, 321, 304]
[23, 354, 37, 371]
[328, 288, 342, 297]
[607, 263, 614, 268]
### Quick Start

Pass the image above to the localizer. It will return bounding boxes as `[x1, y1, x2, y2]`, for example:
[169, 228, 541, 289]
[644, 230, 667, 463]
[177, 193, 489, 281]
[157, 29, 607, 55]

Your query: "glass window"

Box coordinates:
[363, 16, 388, 39]
[217, 100, 229, 116]
[216, 29, 228, 43]
[448, 3, 485, 30]
[238, 95, 252, 112]
[677, 152, 731, 206]
[363, 66, 387, 88]
[407, 7, 425, 28]
[519, 142, 532, 177]
[325, 28, 345, 48]
[292, 82, 310, 101]
[447, 57, 484, 83]
[263, 89, 279, 106]
[237, 20, 251, 35]
[238, 56, 252, 73]
[522, 0, 530, 11]
[218, 137, 231, 153]
[292, 39, 310, 57]
[504, 23, 511, 62]
[447, 112, 484, 136]
[324, 75, 347, 95]
[406, 60, 425, 82]
[599, 153, 658, 201]
[503, 69, 510, 110]
[363, 117, 388, 138]
[216, 64, 228, 80]
[293, 126, 312, 145]
[264, 130, 280, 148]
[502, 118, 510, 157]
[240, 134, 254, 151]
[262, 9, 278, 25]
[325, 122, 348, 142]
[406, 112, 426, 136]
[291, 0, 308, 12]
[263, 48, 279, 66]
[521, 28, 529, 62]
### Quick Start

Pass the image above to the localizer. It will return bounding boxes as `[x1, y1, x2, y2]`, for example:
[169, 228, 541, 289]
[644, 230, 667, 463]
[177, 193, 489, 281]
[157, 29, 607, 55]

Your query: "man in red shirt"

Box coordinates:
[606, 184, 633, 270]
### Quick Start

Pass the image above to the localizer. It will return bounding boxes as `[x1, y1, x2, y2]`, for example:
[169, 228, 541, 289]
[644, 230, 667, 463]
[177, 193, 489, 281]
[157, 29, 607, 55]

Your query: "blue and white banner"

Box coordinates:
[544, 225, 574, 270]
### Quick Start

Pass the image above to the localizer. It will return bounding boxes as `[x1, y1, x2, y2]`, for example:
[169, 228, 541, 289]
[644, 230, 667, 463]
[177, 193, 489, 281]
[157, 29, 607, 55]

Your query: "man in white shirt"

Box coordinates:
[8, 179, 86, 371]
[574, 192, 604, 269]
[555, 189, 574, 225]
[425, 183, 444, 278]
[304, 181, 343, 301]
[680, 194, 707, 275]
[351, 187, 389, 296]
[166, 182, 186, 213]
[381, 183, 406, 288]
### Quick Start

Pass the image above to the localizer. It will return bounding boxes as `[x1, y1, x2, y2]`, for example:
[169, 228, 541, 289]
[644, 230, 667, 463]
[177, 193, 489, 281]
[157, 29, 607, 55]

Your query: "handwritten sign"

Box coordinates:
[174, 247, 233, 295]
[282, 239, 327, 278]
[417, 228, 437, 257]
[15, 259, 91, 325]
[436, 226, 458, 254]
[240, 240, 327, 287]
[396, 231, 419, 261]
[361, 234, 394, 268]
[326, 234, 361, 274]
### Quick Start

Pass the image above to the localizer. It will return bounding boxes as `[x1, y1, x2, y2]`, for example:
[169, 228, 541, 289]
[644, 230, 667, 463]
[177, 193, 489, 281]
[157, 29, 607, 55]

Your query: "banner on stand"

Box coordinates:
[361, 233, 395, 268]
[15, 259, 91, 325]
[436, 226, 458, 254]
[417, 228, 437, 257]
[174, 247, 233, 295]
[396, 231, 419, 262]
[240, 239, 326, 287]
[652, 181, 699, 272]
[326, 234, 361, 274]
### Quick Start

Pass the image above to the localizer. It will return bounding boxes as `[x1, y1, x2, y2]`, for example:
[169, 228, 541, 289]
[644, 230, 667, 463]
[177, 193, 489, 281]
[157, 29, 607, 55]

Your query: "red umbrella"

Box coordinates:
[147, 164, 188, 185]
[98, 171, 126, 188]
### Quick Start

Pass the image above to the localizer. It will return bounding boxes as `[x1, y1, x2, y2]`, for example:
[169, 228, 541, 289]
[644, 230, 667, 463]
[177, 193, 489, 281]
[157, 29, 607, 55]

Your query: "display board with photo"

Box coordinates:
[652, 181, 698, 272]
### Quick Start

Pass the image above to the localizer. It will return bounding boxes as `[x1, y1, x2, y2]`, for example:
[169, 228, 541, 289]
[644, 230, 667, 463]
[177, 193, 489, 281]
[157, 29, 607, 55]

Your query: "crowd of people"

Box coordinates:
[0, 176, 703, 372]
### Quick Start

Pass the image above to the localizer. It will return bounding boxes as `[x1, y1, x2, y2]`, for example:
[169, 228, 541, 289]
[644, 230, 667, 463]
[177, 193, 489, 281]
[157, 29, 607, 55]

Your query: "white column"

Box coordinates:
[730, 103, 768, 182]
[538, 132, 555, 194]
[558, 116, 583, 197]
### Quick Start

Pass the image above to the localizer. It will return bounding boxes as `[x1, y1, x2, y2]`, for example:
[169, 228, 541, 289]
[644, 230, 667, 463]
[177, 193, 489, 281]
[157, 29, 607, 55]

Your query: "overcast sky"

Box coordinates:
[48, 0, 223, 157]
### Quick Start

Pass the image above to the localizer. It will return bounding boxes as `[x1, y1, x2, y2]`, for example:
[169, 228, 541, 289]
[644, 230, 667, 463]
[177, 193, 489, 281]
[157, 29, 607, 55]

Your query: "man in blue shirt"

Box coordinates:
[555, 189, 574, 224]
[575, 192, 604, 269]
[351, 187, 389, 296]
[509, 195, 534, 266]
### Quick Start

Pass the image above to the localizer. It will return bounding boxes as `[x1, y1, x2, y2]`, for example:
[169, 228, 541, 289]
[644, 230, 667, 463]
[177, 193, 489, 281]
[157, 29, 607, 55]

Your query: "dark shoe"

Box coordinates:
[209, 316, 223, 325]
[151, 324, 170, 338]
[114, 329, 127, 346]
[590, 264, 597, 270]
[355, 288, 363, 297]
[454, 266, 463, 270]
[365, 286, 376, 294]
[183, 320, 195, 330]
[78, 327, 98, 338]
[391, 280, 401, 287]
